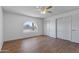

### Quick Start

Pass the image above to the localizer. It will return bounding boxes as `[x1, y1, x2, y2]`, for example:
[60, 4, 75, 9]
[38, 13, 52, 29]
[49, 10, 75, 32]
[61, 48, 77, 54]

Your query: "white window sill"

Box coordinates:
[23, 30, 38, 34]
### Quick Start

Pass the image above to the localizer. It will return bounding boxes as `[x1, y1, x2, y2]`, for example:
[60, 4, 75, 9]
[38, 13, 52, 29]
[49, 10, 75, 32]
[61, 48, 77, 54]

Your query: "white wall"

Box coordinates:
[0, 7, 3, 50]
[4, 11, 43, 41]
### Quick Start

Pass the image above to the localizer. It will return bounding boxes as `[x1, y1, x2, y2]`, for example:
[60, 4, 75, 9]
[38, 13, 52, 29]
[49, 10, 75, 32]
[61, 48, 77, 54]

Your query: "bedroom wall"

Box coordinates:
[0, 7, 3, 50]
[3, 11, 43, 41]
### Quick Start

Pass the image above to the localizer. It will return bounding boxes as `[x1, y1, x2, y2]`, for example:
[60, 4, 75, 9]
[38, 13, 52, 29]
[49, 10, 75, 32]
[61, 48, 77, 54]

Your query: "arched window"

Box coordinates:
[23, 21, 38, 33]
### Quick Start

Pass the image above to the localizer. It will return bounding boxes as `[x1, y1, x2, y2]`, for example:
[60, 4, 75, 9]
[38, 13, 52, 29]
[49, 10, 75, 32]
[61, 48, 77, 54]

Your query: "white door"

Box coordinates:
[63, 16, 72, 40]
[57, 17, 64, 39]
[44, 20, 47, 35]
[44, 19, 56, 38]
[44, 20, 50, 36]
[72, 14, 79, 43]
[49, 19, 56, 38]
[57, 16, 71, 40]
[46, 21, 50, 36]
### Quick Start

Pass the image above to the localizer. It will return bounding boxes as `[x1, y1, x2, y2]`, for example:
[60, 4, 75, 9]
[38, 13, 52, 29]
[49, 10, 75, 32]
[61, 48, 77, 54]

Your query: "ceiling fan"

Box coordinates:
[36, 6, 53, 14]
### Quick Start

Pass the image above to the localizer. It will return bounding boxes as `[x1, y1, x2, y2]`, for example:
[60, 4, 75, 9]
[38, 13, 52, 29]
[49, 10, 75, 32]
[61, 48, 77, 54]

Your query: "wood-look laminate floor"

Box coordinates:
[2, 35, 79, 53]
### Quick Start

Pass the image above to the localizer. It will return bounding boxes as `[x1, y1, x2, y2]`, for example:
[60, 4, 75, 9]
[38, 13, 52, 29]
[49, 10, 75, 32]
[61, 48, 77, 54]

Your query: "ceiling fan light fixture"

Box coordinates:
[41, 11, 46, 14]
[36, 6, 52, 14]
[41, 8, 47, 14]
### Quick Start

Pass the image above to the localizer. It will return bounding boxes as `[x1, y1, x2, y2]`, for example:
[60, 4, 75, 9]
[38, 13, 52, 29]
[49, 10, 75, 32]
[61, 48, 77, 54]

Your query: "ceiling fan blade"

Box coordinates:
[48, 11, 52, 13]
[46, 6, 52, 9]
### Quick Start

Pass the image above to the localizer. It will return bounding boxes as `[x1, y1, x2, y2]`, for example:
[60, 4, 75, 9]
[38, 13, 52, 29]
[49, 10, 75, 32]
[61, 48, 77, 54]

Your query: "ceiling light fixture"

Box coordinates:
[36, 6, 52, 14]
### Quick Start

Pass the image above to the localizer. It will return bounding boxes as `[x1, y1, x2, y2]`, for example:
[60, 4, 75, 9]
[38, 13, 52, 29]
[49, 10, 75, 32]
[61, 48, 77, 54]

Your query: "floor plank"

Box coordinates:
[1, 35, 79, 53]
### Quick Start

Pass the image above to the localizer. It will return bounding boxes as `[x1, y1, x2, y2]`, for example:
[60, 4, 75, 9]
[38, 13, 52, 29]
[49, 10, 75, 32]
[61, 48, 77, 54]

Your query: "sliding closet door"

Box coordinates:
[57, 17, 64, 39]
[44, 20, 50, 36]
[49, 19, 56, 38]
[44, 20, 47, 35]
[57, 16, 71, 40]
[72, 14, 79, 43]
[63, 16, 72, 40]
[46, 20, 50, 36]
[44, 19, 56, 38]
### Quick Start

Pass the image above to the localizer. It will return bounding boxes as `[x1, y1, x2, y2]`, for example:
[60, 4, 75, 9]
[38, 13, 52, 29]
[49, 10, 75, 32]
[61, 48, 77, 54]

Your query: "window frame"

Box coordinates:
[23, 21, 38, 33]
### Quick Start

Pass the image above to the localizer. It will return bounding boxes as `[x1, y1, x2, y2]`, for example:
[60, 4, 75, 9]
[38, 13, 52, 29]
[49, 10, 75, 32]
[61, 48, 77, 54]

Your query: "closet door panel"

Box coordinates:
[57, 16, 71, 40]
[47, 21, 50, 36]
[44, 20, 47, 35]
[44, 19, 56, 38]
[63, 16, 71, 40]
[49, 19, 56, 38]
[72, 14, 79, 43]
[57, 17, 64, 39]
